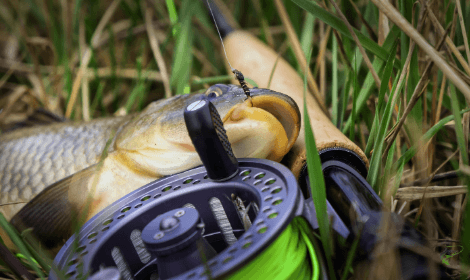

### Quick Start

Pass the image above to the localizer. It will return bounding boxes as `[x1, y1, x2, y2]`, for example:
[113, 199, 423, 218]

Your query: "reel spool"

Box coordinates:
[50, 97, 328, 280]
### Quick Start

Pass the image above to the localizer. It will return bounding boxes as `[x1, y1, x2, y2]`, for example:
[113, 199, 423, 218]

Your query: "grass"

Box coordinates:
[1, 0, 470, 279]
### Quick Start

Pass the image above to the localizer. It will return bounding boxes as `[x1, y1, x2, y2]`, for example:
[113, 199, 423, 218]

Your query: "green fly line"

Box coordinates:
[227, 217, 320, 280]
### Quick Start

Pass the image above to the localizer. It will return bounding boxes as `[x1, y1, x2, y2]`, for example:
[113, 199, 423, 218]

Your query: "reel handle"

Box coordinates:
[184, 98, 239, 181]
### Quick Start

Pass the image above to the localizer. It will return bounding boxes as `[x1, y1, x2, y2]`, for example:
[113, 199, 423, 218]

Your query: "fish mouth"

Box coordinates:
[219, 86, 301, 162]
[207, 84, 301, 153]
[248, 88, 301, 150]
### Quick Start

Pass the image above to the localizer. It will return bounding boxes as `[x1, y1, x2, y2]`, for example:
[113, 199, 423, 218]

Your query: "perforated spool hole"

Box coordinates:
[254, 172, 266, 179]
[193, 180, 200, 184]
[273, 199, 283, 205]
[268, 212, 278, 219]
[76, 245, 86, 253]
[271, 187, 282, 194]
[265, 178, 276, 185]
[162, 186, 172, 192]
[258, 226, 268, 234]
[89, 239, 97, 244]
[223, 256, 233, 264]
[141, 195, 151, 201]
[66, 270, 76, 277]
[103, 219, 113, 226]
[183, 178, 193, 184]
[254, 180, 262, 186]
[87, 232, 97, 239]
[263, 207, 271, 213]
[121, 206, 131, 213]
[174, 186, 181, 190]
[117, 214, 125, 219]
[102, 226, 110, 232]
[242, 242, 252, 249]
[240, 170, 251, 176]
[135, 203, 142, 209]
[68, 259, 78, 266]
[264, 196, 272, 202]
[242, 176, 250, 181]
[261, 187, 270, 192]
[154, 194, 161, 199]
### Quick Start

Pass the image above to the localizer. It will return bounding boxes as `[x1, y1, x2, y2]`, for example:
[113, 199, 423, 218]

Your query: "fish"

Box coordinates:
[0, 84, 300, 252]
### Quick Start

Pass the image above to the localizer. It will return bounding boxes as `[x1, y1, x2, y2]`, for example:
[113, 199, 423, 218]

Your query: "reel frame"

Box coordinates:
[50, 159, 328, 280]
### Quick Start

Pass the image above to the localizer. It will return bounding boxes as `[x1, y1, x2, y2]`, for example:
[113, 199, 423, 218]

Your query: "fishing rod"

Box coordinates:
[203, 0, 452, 279]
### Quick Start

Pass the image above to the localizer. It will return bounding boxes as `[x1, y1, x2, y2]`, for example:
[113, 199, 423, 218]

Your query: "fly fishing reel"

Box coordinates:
[49, 97, 329, 280]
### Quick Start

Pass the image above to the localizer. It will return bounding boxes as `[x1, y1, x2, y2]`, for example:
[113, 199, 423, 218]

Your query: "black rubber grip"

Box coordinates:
[184, 98, 238, 181]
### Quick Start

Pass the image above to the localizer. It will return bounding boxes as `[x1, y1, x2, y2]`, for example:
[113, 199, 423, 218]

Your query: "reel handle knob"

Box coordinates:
[184, 98, 238, 181]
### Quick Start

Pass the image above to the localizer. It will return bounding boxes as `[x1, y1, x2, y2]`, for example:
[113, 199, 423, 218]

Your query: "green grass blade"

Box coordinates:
[377, 41, 398, 113]
[290, 0, 399, 64]
[391, 160, 405, 197]
[299, 12, 315, 66]
[303, 49, 336, 279]
[90, 81, 106, 117]
[393, 108, 470, 170]
[461, 180, 470, 277]
[245, 78, 259, 88]
[331, 35, 338, 126]
[349, 53, 358, 141]
[170, 0, 195, 95]
[367, 71, 404, 191]
[365, 41, 398, 155]
[267, 56, 280, 89]
[342, 25, 401, 134]
[0, 214, 46, 279]
[338, 78, 350, 130]
[191, 75, 232, 85]
[125, 55, 145, 112]
[165, 0, 179, 36]
[365, 110, 379, 157]
[449, 84, 469, 165]
[340, 229, 361, 280]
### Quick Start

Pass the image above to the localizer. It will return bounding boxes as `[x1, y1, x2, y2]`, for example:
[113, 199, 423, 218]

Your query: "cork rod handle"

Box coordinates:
[224, 31, 368, 177]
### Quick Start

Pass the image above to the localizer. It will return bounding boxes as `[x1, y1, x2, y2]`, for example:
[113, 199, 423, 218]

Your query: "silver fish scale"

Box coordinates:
[0, 117, 129, 219]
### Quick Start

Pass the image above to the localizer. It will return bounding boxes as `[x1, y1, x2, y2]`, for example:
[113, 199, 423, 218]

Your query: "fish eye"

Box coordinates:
[204, 87, 223, 99]
[207, 91, 218, 98]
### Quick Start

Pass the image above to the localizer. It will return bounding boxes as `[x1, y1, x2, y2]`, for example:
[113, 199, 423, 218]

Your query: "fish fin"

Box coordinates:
[3, 108, 68, 132]
[10, 164, 96, 250]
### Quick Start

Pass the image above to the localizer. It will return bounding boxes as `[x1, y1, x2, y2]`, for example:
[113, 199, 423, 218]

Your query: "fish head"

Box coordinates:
[114, 84, 300, 176]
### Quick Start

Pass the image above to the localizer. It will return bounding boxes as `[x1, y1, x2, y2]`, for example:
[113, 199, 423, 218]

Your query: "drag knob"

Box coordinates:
[141, 208, 217, 279]
[184, 98, 238, 181]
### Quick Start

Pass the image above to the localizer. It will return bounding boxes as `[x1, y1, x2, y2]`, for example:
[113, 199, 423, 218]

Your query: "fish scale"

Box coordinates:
[0, 116, 131, 220]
